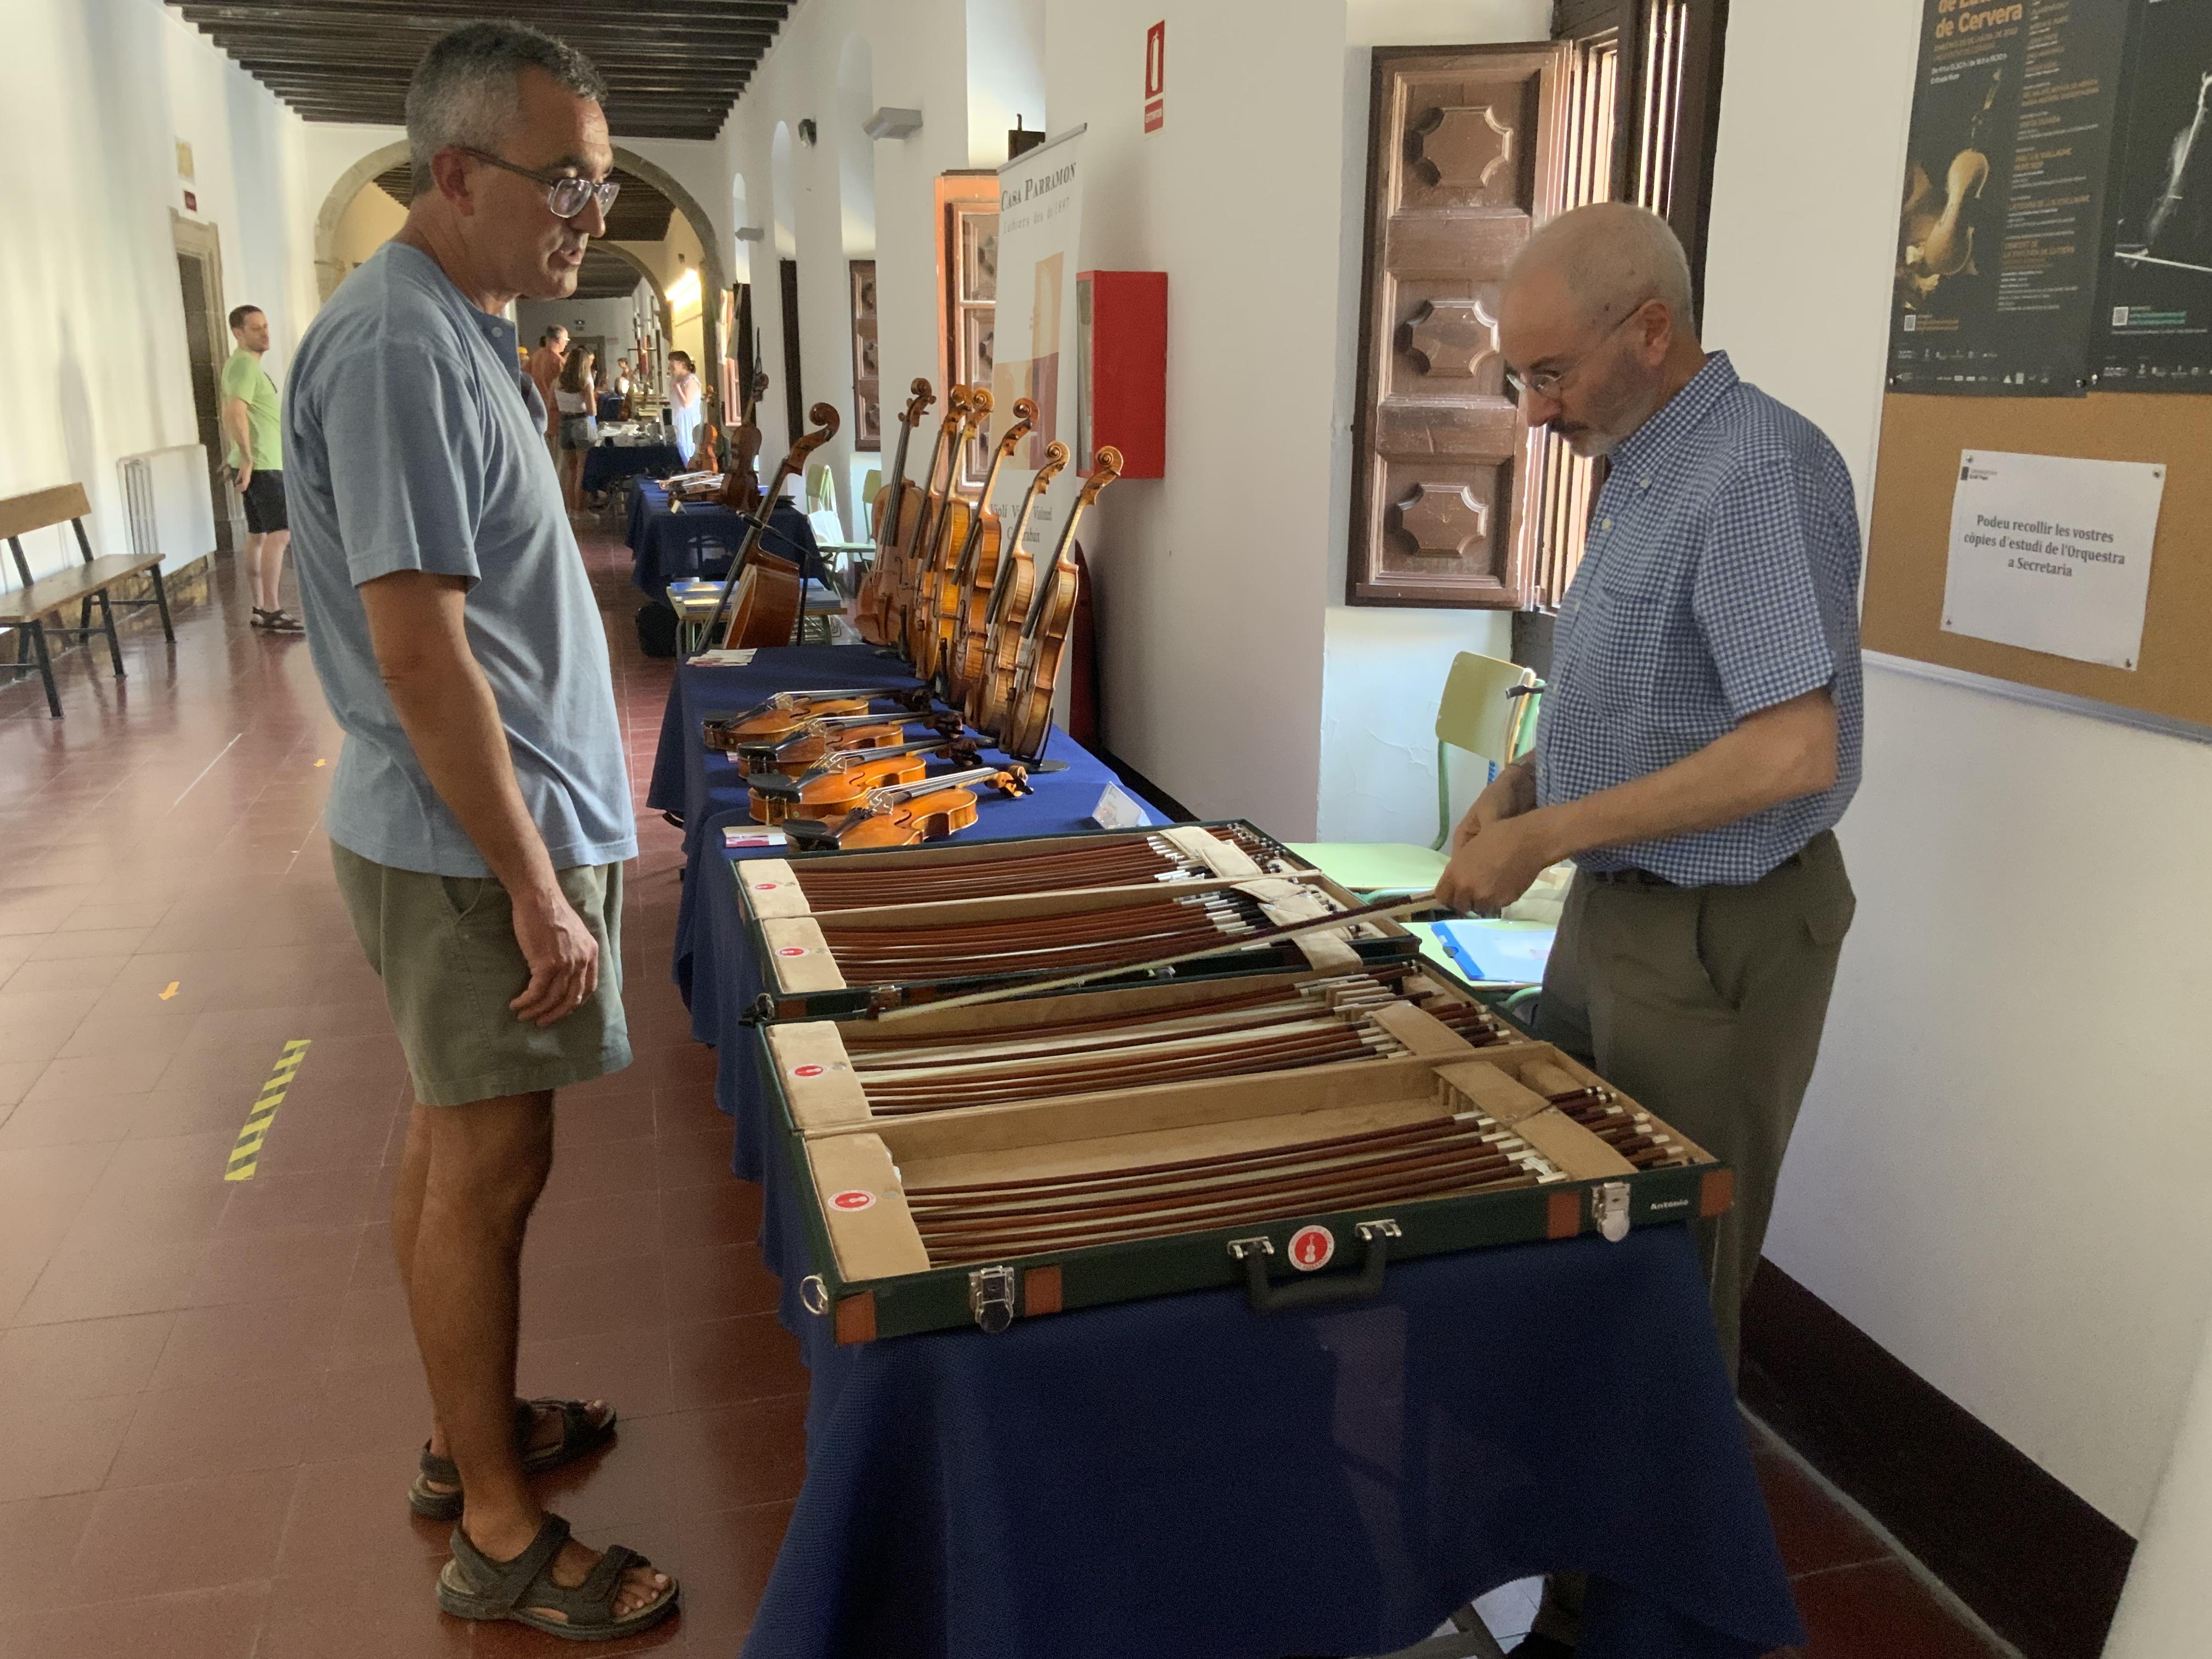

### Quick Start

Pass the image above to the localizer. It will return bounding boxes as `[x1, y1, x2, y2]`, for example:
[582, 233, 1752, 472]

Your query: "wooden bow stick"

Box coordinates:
[869, 890, 1441, 1020]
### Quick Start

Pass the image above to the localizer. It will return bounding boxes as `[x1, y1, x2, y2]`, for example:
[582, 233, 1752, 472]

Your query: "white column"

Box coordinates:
[2103, 1305, 2212, 1656]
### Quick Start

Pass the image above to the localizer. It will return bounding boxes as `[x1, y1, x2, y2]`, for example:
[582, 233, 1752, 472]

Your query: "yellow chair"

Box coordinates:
[1287, 651, 1540, 897]
[804, 462, 838, 522]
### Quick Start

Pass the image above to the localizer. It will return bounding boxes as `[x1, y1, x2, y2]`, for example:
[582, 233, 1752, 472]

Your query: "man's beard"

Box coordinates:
[1549, 368, 1664, 460]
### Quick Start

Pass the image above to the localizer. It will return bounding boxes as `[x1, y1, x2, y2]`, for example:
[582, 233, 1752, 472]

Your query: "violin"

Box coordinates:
[996, 446, 1122, 761]
[856, 381, 934, 646]
[887, 388, 972, 652]
[783, 763, 1035, 851]
[736, 709, 965, 773]
[705, 403, 840, 650]
[701, 685, 931, 749]
[908, 390, 989, 674]
[934, 397, 1036, 705]
[742, 735, 983, 825]
[967, 442, 1068, 736]
[1901, 68, 2000, 295]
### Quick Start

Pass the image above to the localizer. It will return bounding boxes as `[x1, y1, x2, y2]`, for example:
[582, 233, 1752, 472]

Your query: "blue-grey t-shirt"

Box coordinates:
[284, 241, 636, 877]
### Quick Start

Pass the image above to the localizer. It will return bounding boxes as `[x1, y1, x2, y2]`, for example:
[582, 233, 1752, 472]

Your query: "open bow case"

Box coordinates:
[737, 822, 1419, 1020]
[755, 960, 1729, 1345]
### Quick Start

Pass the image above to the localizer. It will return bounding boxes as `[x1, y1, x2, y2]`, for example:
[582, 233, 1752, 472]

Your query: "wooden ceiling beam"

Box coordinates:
[170, 0, 788, 22]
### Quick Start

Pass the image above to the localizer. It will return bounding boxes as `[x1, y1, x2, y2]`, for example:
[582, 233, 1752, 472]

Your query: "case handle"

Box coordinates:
[1231, 1220, 1400, 1314]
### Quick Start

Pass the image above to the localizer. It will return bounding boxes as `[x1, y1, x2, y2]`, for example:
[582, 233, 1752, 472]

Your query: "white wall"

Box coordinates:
[1, 0, 318, 581]
[1706, 0, 2212, 1534]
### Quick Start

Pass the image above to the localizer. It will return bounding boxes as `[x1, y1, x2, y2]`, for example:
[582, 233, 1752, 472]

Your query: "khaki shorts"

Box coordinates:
[332, 844, 632, 1107]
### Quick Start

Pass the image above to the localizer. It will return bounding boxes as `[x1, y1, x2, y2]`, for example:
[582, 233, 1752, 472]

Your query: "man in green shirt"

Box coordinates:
[221, 304, 302, 633]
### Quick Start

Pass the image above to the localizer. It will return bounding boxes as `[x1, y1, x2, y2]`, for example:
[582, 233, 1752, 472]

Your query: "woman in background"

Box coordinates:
[669, 350, 704, 465]
[555, 346, 597, 514]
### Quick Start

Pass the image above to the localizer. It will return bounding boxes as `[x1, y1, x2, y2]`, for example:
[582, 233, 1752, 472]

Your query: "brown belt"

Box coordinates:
[1585, 866, 1677, 889]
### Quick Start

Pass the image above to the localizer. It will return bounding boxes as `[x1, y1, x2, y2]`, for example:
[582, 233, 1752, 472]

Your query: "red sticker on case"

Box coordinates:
[792, 1064, 825, 1078]
[1288, 1224, 1336, 1272]
[830, 1189, 876, 1212]
[777, 946, 808, 957]
[753, 881, 780, 890]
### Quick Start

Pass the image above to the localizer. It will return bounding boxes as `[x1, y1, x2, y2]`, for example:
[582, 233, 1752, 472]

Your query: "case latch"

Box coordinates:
[968, 1263, 1018, 1333]
[1593, 1181, 1632, 1243]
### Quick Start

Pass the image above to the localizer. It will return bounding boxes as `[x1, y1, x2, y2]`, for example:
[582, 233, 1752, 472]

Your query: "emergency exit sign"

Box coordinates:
[1144, 21, 1165, 134]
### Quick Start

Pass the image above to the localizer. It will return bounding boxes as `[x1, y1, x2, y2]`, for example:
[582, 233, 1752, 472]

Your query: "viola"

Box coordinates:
[887, 388, 972, 652]
[736, 709, 965, 774]
[856, 381, 934, 645]
[783, 763, 1035, 852]
[701, 685, 931, 749]
[935, 397, 1036, 706]
[742, 735, 983, 825]
[996, 446, 1122, 760]
[907, 390, 989, 674]
[704, 403, 840, 650]
[967, 441, 1068, 736]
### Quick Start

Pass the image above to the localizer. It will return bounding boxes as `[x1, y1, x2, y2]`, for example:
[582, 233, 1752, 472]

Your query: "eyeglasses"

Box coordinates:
[458, 148, 620, 220]
[1504, 298, 1652, 402]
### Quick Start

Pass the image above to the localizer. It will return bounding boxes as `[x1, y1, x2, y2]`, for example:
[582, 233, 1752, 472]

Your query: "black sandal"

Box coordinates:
[437, 1513, 678, 1641]
[407, 1397, 617, 1520]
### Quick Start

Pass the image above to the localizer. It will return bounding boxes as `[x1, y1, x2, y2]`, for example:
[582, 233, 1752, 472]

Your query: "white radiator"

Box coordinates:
[116, 444, 217, 572]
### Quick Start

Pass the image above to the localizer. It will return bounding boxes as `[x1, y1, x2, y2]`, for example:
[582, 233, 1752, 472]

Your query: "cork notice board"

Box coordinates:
[1862, 393, 2208, 725]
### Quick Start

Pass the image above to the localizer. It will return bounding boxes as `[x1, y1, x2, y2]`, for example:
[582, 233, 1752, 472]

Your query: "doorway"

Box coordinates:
[779, 257, 803, 442]
[171, 213, 238, 555]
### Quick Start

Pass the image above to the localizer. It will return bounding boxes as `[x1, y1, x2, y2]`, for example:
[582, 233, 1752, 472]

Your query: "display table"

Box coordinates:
[645, 645, 1125, 1046]
[627, 482, 825, 600]
[580, 441, 680, 495]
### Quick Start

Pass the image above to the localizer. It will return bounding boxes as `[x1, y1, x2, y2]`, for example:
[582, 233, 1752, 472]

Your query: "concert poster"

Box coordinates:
[1888, 0, 2126, 395]
[2096, 0, 2212, 387]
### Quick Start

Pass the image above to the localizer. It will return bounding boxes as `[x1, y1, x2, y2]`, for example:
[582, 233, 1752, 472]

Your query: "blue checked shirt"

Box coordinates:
[1535, 352, 1862, 886]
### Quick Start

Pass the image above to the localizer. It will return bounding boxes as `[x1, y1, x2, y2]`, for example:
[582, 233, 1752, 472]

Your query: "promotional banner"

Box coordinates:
[2096, 0, 2212, 387]
[1886, 0, 2125, 394]
[989, 125, 1086, 556]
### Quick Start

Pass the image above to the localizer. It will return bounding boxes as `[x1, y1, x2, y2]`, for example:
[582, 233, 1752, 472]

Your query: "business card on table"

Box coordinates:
[724, 826, 788, 849]
[1090, 783, 1151, 830]
[689, 648, 758, 667]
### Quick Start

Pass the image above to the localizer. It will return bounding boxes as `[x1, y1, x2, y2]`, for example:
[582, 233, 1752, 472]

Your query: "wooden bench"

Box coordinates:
[1, 483, 176, 718]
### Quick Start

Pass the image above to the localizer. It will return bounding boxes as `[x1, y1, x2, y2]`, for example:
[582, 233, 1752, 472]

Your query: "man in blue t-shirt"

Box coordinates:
[285, 20, 674, 1641]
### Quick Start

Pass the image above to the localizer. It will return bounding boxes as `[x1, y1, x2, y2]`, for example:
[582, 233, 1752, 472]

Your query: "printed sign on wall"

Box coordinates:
[990, 126, 1087, 551]
[1145, 21, 1165, 136]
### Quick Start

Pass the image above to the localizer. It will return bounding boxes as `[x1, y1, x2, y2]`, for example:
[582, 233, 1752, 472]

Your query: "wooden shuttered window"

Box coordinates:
[1348, 5, 1728, 611]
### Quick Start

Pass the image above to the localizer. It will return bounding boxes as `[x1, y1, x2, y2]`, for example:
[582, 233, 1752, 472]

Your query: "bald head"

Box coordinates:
[1506, 202, 1695, 334]
[1498, 204, 1707, 459]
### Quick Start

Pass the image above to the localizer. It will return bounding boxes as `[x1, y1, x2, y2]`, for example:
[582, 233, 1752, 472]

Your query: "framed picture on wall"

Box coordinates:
[849, 258, 881, 451]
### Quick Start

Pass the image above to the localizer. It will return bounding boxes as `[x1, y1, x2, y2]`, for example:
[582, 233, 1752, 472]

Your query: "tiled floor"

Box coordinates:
[0, 526, 2011, 1659]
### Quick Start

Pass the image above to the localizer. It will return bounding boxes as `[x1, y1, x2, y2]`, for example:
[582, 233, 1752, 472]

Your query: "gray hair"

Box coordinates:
[1508, 202, 1696, 332]
[404, 20, 606, 184]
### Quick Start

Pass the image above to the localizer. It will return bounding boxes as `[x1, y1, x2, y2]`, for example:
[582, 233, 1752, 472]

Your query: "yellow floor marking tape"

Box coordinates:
[224, 1039, 311, 1182]
[159, 981, 180, 1000]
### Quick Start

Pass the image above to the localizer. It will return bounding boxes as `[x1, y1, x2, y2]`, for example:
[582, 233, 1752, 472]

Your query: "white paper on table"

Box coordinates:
[1940, 450, 2167, 670]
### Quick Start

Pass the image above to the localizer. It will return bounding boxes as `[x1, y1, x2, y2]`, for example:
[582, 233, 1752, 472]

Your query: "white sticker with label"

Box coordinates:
[1090, 783, 1150, 830]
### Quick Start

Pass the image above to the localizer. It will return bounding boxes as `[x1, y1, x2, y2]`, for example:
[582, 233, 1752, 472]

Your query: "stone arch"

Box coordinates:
[312, 138, 727, 387]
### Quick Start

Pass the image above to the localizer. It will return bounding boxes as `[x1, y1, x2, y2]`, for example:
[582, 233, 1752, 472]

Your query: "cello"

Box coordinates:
[708, 403, 839, 650]
[856, 380, 934, 645]
[887, 387, 971, 653]
[962, 442, 1065, 733]
[995, 446, 1122, 761]
[783, 764, 1034, 852]
[933, 397, 1036, 703]
[907, 390, 989, 674]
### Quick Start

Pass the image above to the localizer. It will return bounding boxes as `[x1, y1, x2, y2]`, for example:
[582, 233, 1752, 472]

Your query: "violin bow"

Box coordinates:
[869, 889, 1441, 1020]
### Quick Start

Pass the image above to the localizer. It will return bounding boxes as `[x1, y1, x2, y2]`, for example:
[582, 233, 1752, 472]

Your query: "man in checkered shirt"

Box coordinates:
[1440, 203, 1860, 1389]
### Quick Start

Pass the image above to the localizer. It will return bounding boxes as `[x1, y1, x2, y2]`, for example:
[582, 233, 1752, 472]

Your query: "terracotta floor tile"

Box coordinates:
[25, 927, 151, 962]
[517, 1325, 678, 1423]
[520, 1249, 670, 1341]
[12, 1235, 209, 1326]
[213, 1164, 381, 1237]
[0, 1312, 175, 1410]
[668, 1312, 809, 1411]
[253, 1560, 472, 1659]
[148, 1295, 344, 1390]
[523, 1188, 665, 1270]
[57, 900, 170, 934]
[660, 1243, 782, 1322]
[272, 1452, 452, 1578]
[67, 1466, 298, 1600]
[0, 1493, 99, 1614]
[0, 1088, 151, 1148]
[658, 1499, 794, 1656]
[654, 1125, 740, 1192]
[660, 1180, 763, 1251]
[1791, 1559, 2011, 1657]
[0, 1061, 43, 1110]
[0, 1394, 138, 1500]
[1754, 1448, 1894, 1579]
[539, 1135, 661, 1205]
[2, 952, 131, 994]
[303, 1357, 434, 1462]
[646, 1396, 809, 1517]
[22, 1047, 180, 1102]
[103, 1372, 323, 1487]
[0, 1578, 271, 1659]
[329, 1284, 417, 1370]
[554, 1090, 661, 1147]
[185, 1223, 362, 1307]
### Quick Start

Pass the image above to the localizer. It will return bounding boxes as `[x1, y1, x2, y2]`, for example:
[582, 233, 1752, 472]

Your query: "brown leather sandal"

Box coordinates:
[407, 1397, 617, 1520]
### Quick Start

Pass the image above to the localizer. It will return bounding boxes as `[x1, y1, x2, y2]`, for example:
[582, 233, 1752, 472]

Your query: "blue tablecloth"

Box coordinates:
[628, 483, 825, 599]
[647, 645, 1123, 1048]
[581, 442, 680, 494]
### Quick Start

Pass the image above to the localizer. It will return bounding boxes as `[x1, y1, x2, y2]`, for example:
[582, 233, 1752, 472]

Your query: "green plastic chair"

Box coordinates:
[1288, 651, 1540, 898]
[804, 462, 837, 520]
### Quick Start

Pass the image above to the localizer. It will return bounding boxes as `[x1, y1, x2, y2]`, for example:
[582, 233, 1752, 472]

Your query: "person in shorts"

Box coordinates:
[283, 19, 676, 1643]
[221, 305, 301, 633]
